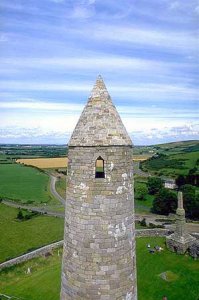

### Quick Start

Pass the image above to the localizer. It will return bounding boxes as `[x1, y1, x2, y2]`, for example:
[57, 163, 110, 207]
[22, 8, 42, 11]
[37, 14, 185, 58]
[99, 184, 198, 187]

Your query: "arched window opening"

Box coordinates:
[95, 156, 105, 178]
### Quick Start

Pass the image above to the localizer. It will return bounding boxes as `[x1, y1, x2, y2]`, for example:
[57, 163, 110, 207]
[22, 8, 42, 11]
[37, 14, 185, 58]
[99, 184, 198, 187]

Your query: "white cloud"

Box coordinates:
[68, 0, 96, 19]
[50, 0, 65, 3]
[0, 34, 8, 42]
[81, 24, 197, 53]
[169, 1, 180, 10]
[0, 101, 83, 112]
[130, 123, 199, 145]
[195, 5, 199, 14]
[70, 6, 93, 18]
[0, 80, 197, 101]
[88, 0, 96, 4]
[0, 56, 181, 71]
[1, 121, 198, 145]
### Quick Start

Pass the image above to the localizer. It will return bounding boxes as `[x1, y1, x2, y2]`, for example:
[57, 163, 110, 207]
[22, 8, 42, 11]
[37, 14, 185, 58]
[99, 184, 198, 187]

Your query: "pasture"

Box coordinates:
[141, 150, 198, 177]
[17, 157, 68, 169]
[0, 163, 57, 204]
[0, 204, 64, 263]
[0, 237, 198, 300]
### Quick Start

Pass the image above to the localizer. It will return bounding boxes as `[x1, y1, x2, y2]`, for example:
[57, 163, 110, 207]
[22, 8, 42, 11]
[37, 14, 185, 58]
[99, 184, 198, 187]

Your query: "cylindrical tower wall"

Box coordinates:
[61, 145, 137, 300]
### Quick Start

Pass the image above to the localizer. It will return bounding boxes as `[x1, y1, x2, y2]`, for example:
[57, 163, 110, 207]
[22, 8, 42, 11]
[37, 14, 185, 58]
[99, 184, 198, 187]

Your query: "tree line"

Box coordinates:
[135, 176, 199, 219]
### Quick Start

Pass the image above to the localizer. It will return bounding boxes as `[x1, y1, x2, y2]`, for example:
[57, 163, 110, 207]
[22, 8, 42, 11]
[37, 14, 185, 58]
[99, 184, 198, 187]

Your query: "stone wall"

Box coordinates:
[0, 240, 63, 271]
[1, 229, 196, 271]
[135, 229, 173, 237]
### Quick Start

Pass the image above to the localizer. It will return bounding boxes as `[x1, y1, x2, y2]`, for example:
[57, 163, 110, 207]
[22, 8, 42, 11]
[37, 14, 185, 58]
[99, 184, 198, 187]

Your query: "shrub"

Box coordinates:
[152, 188, 177, 215]
[147, 177, 163, 195]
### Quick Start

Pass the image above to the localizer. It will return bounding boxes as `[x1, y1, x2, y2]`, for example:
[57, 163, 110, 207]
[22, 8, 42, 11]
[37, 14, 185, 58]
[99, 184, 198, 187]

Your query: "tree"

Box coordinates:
[17, 209, 24, 220]
[186, 168, 199, 187]
[152, 188, 177, 215]
[135, 185, 148, 200]
[181, 184, 199, 219]
[147, 177, 163, 195]
[176, 175, 186, 188]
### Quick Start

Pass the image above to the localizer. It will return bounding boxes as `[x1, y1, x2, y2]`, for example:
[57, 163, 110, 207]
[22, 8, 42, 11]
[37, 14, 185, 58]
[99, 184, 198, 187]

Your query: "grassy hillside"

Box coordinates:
[0, 204, 64, 263]
[0, 164, 56, 204]
[0, 237, 198, 300]
[140, 140, 199, 177]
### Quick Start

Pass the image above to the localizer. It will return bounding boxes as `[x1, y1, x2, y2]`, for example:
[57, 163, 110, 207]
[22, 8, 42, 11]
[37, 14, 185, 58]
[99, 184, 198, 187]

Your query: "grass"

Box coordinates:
[0, 237, 198, 300]
[55, 177, 66, 199]
[0, 249, 62, 300]
[0, 204, 64, 263]
[0, 163, 57, 204]
[141, 142, 199, 177]
[136, 237, 199, 300]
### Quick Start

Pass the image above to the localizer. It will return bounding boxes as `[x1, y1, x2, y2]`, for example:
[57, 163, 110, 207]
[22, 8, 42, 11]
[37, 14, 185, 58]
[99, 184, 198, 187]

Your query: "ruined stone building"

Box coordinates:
[166, 191, 196, 254]
[61, 76, 137, 299]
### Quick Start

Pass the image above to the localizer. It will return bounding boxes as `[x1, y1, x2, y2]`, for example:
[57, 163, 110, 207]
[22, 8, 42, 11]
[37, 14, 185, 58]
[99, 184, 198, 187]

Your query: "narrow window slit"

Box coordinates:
[95, 156, 105, 178]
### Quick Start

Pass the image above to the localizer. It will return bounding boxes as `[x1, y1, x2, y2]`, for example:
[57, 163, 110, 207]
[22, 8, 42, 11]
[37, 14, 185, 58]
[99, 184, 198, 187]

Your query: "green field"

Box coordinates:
[141, 140, 199, 177]
[0, 249, 62, 300]
[136, 237, 199, 300]
[0, 144, 67, 160]
[0, 204, 64, 263]
[0, 164, 57, 204]
[0, 237, 198, 300]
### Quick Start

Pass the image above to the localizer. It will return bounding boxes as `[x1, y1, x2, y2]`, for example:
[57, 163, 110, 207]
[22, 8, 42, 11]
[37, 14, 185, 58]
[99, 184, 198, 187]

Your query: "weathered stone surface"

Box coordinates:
[0, 241, 63, 271]
[135, 229, 173, 237]
[166, 192, 196, 254]
[61, 77, 137, 299]
[189, 240, 199, 259]
[69, 76, 132, 147]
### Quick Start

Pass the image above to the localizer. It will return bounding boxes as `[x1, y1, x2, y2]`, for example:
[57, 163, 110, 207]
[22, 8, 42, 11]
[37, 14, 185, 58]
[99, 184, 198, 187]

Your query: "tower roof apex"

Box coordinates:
[69, 76, 132, 147]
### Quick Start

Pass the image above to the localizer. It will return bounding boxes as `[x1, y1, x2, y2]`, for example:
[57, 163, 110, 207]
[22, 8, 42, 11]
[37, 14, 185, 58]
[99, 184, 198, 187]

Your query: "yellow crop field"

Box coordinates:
[16, 155, 149, 169]
[16, 157, 68, 169]
[132, 155, 150, 161]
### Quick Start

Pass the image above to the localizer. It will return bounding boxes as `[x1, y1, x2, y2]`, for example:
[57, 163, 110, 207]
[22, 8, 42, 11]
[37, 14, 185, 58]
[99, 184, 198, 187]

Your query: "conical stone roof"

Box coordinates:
[69, 76, 132, 147]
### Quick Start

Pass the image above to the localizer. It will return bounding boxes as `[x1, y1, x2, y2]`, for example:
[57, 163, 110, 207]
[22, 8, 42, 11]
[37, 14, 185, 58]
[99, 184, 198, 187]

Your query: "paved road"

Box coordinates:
[2, 175, 65, 218]
[2, 200, 64, 218]
[133, 162, 150, 177]
[50, 175, 65, 206]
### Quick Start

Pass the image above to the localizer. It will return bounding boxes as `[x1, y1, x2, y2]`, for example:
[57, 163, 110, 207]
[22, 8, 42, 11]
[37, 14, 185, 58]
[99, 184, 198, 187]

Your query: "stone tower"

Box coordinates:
[166, 191, 196, 254]
[61, 76, 137, 300]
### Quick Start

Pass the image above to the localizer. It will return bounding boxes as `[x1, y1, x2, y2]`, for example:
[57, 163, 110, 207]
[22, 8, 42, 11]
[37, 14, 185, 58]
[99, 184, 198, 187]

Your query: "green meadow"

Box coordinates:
[0, 237, 198, 300]
[0, 164, 56, 204]
[141, 141, 199, 177]
[0, 204, 64, 263]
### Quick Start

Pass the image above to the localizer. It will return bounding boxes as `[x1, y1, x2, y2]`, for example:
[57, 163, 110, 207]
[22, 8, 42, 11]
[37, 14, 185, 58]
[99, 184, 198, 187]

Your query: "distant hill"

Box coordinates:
[139, 140, 199, 178]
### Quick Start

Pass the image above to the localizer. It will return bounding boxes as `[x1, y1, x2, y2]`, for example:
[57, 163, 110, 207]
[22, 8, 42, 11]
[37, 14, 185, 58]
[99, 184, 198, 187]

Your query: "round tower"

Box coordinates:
[61, 76, 137, 300]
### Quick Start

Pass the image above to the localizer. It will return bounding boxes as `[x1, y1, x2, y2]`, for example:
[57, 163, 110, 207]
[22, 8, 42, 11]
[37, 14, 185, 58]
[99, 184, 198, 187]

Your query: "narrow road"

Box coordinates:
[133, 161, 150, 177]
[2, 200, 64, 218]
[50, 175, 65, 206]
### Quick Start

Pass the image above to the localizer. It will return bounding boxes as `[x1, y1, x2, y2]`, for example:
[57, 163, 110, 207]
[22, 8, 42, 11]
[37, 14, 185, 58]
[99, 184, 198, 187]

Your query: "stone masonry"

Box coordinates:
[60, 76, 137, 300]
[166, 191, 196, 254]
[0, 241, 63, 271]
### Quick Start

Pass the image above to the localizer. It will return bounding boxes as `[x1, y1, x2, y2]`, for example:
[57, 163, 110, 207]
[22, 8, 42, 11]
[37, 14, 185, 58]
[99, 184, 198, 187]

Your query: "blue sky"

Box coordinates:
[0, 0, 198, 145]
